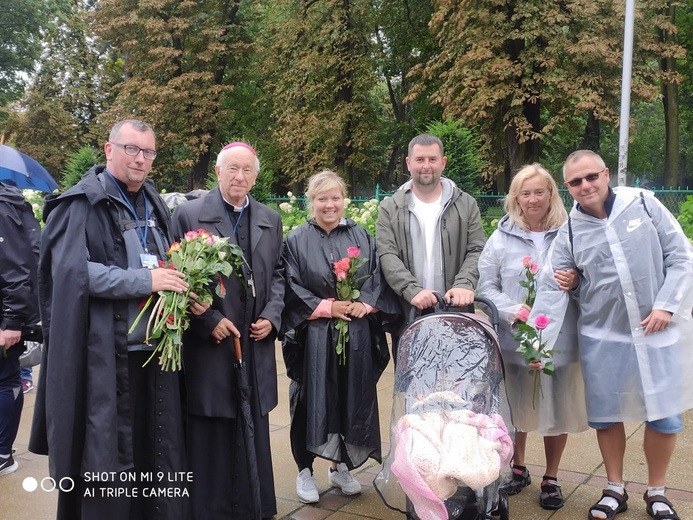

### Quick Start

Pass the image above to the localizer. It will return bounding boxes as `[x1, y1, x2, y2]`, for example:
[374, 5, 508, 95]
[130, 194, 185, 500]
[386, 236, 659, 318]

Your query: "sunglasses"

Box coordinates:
[565, 168, 605, 188]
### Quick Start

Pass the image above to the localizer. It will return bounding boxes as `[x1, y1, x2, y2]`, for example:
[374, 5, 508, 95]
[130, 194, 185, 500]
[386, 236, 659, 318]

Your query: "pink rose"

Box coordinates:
[347, 247, 361, 259]
[534, 314, 550, 330]
[522, 256, 533, 268]
[530, 263, 539, 275]
[336, 270, 347, 281]
[334, 258, 351, 273]
[516, 307, 529, 322]
[184, 230, 199, 241]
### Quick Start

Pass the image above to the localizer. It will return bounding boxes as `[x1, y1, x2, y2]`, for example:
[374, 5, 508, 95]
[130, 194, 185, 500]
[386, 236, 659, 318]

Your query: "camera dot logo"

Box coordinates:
[22, 477, 38, 492]
[23, 476, 75, 492]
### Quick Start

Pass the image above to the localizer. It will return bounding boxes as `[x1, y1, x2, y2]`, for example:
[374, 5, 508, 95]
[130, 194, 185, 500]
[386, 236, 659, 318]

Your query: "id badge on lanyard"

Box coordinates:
[140, 253, 159, 269]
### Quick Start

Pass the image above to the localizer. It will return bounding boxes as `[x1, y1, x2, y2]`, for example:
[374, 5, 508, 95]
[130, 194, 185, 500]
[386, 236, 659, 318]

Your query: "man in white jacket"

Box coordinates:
[538, 150, 693, 520]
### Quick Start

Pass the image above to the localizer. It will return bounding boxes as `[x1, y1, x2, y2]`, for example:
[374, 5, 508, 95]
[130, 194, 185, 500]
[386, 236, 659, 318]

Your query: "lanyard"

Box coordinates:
[109, 173, 150, 253]
[220, 191, 255, 297]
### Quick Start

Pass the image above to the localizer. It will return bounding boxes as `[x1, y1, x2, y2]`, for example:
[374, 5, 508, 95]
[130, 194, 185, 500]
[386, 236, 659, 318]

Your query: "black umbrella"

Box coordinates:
[233, 336, 262, 519]
[0, 144, 59, 193]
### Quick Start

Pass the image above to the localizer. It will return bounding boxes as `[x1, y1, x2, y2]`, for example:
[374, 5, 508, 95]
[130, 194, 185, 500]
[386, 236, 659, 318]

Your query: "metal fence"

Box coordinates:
[267, 186, 693, 217]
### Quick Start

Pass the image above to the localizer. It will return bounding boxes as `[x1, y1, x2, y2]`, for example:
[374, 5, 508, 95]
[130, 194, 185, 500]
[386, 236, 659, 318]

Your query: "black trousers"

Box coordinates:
[0, 343, 23, 455]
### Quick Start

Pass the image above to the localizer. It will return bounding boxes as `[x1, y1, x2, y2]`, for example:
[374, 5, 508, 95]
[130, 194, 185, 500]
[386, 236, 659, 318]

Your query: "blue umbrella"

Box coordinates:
[0, 143, 59, 193]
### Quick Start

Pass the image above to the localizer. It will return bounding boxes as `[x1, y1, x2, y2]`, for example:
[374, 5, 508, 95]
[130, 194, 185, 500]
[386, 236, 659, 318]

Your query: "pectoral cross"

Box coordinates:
[248, 275, 256, 298]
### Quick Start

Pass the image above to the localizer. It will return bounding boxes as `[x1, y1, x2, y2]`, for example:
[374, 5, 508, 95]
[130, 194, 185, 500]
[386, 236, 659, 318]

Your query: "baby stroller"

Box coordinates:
[374, 295, 512, 520]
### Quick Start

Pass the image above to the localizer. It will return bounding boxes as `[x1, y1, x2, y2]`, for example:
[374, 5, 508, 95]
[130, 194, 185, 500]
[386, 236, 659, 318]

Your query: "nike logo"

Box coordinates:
[626, 218, 644, 232]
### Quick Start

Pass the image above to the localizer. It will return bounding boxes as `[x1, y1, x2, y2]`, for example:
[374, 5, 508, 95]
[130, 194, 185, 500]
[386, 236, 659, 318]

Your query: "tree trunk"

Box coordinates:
[505, 97, 541, 184]
[580, 112, 600, 151]
[661, 2, 679, 189]
[191, 149, 212, 190]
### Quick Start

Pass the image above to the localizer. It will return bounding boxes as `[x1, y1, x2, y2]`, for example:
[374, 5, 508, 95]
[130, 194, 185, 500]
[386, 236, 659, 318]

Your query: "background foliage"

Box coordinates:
[2, 0, 693, 194]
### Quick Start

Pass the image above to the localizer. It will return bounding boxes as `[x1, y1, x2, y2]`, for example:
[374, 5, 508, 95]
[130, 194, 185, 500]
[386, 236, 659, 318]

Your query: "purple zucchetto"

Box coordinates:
[221, 141, 256, 155]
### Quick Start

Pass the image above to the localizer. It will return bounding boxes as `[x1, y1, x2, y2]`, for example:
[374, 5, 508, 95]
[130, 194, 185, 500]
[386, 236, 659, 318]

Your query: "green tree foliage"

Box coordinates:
[424, 119, 491, 194]
[677, 195, 693, 241]
[676, 1, 693, 187]
[600, 100, 665, 184]
[256, 0, 383, 191]
[5, 0, 693, 194]
[373, 0, 442, 188]
[0, 0, 49, 118]
[95, 0, 256, 190]
[2, 0, 112, 178]
[61, 146, 102, 190]
[412, 0, 674, 192]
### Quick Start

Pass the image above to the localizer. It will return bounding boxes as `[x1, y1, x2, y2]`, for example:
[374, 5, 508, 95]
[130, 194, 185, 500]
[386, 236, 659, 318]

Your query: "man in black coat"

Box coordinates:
[29, 120, 192, 520]
[0, 181, 41, 477]
[171, 142, 285, 519]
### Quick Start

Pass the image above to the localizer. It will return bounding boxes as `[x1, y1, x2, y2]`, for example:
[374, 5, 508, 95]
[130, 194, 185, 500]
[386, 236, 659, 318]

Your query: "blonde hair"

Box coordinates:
[305, 170, 347, 217]
[505, 163, 567, 231]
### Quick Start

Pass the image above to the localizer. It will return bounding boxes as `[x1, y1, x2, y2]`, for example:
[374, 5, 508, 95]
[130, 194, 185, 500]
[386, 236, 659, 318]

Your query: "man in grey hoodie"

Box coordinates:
[376, 133, 486, 354]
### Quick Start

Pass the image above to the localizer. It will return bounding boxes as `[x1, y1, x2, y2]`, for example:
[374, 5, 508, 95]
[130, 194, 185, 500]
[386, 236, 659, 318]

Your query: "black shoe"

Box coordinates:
[0, 454, 18, 476]
[502, 466, 531, 496]
[540, 478, 564, 510]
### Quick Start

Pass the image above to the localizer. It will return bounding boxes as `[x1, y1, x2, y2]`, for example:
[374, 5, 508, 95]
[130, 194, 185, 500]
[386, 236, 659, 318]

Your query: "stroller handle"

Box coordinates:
[407, 293, 500, 332]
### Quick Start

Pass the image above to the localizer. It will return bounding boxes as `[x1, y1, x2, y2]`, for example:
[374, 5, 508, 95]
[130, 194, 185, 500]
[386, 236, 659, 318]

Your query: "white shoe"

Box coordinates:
[328, 463, 361, 495]
[296, 468, 319, 503]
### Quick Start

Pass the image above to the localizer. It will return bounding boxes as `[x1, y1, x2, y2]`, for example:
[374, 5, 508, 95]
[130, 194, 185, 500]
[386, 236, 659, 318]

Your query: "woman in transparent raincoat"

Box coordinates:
[478, 163, 588, 511]
[533, 150, 693, 520]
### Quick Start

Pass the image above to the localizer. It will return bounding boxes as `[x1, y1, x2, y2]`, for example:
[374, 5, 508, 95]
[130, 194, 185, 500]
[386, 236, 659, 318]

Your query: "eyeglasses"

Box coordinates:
[111, 142, 157, 160]
[565, 168, 605, 188]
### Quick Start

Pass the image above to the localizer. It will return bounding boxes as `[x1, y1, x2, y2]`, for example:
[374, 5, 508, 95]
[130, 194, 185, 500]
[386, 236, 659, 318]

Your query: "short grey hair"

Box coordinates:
[562, 150, 606, 180]
[407, 133, 444, 157]
[109, 119, 155, 141]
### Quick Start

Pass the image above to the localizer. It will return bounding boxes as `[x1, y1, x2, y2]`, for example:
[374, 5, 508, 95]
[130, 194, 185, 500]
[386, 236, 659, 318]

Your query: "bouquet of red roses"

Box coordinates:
[130, 229, 244, 371]
[332, 246, 369, 365]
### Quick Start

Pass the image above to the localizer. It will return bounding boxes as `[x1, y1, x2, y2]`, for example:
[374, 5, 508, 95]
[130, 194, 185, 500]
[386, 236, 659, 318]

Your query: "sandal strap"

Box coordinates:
[590, 503, 617, 515]
[602, 489, 628, 505]
[644, 493, 673, 509]
[540, 481, 562, 496]
[512, 467, 528, 479]
[643, 492, 680, 520]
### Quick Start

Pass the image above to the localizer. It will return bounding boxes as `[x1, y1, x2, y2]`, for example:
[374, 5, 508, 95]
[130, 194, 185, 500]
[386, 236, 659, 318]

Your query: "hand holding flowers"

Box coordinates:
[513, 314, 555, 409]
[332, 247, 370, 365]
[130, 229, 244, 371]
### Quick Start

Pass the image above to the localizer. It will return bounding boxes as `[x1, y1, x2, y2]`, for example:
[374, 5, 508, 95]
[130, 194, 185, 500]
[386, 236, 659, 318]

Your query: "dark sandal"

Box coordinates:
[502, 466, 530, 496]
[588, 489, 628, 520]
[540, 479, 564, 510]
[643, 492, 680, 520]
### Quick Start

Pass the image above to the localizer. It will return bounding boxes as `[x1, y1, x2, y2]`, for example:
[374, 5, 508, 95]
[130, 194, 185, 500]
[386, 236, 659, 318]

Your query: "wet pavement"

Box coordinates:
[2, 341, 692, 519]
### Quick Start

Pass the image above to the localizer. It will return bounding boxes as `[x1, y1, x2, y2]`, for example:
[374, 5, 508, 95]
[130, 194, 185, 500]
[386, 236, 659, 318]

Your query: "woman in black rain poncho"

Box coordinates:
[281, 170, 397, 504]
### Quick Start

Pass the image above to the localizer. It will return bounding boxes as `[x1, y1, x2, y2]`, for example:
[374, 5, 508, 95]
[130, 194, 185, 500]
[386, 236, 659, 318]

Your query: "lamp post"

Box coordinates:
[617, 0, 636, 186]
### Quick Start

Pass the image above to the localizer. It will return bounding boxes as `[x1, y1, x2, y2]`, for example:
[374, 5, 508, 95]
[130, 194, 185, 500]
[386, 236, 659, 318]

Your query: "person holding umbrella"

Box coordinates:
[171, 142, 285, 519]
[281, 171, 397, 504]
[0, 143, 59, 193]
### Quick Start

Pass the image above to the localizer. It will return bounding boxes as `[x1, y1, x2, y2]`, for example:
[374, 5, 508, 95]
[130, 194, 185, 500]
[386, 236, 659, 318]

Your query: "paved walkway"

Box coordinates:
[3, 342, 692, 519]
